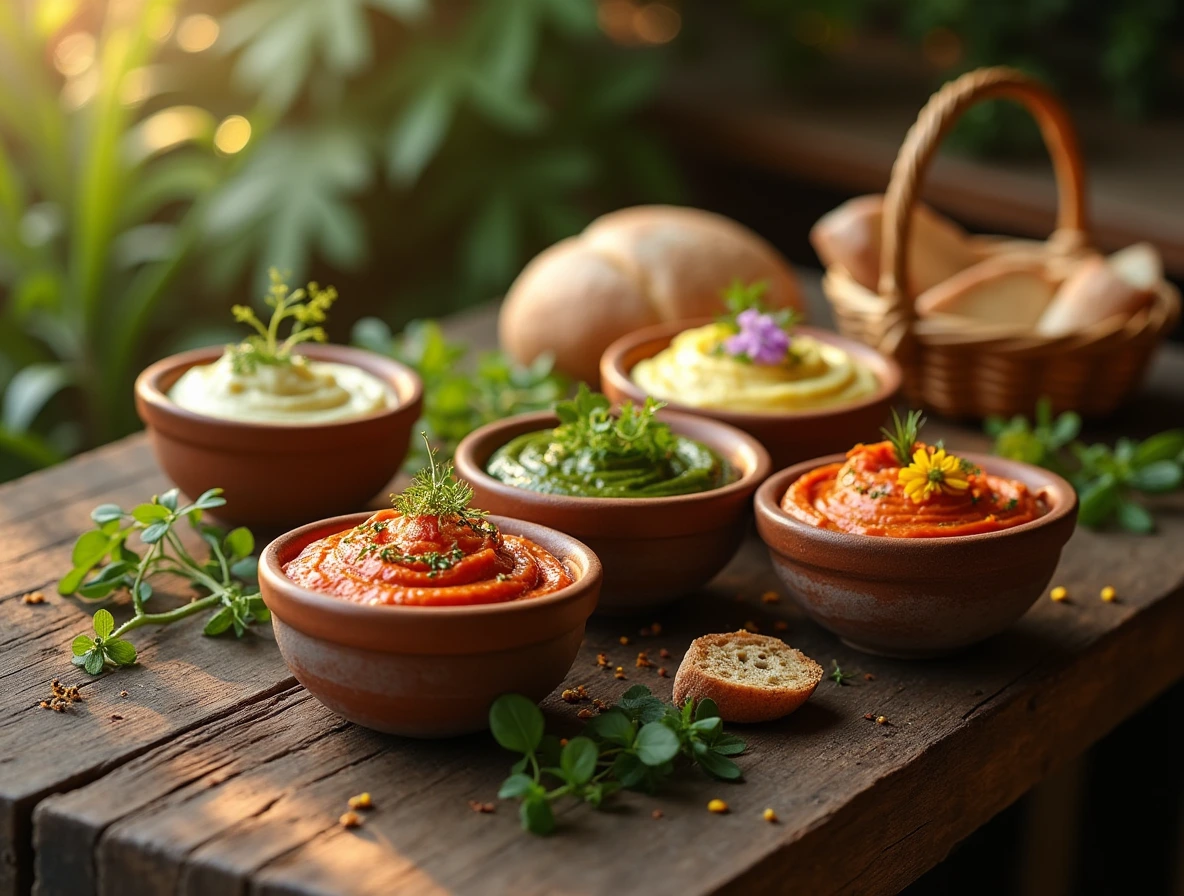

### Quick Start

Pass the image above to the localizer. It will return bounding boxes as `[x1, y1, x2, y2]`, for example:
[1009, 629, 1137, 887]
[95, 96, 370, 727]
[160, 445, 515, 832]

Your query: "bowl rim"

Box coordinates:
[599, 316, 903, 423]
[135, 343, 424, 433]
[754, 450, 1078, 549]
[260, 511, 603, 623]
[453, 407, 772, 511]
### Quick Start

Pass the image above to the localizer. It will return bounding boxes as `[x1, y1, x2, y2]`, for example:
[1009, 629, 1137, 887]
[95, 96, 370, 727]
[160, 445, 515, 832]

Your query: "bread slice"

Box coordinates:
[672, 632, 823, 723]
[1035, 243, 1160, 336]
[914, 256, 1057, 329]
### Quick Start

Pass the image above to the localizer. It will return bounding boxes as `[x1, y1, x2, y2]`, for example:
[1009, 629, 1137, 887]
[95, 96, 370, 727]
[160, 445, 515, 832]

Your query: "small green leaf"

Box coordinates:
[694, 698, 720, 722]
[57, 567, 89, 596]
[634, 721, 681, 766]
[92, 608, 115, 638]
[1077, 476, 1119, 528]
[158, 488, 180, 511]
[192, 488, 226, 511]
[71, 530, 112, 570]
[223, 527, 255, 561]
[519, 796, 555, 835]
[83, 650, 105, 675]
[132, 503, 170, 524]
[104, 639, 137, 665]
[90, 504, 124, 525]
[583, 709, 635, 747]
[230, 556, 259, 580]
[497, 773, 536, 799]
[489, 694, 545, 754]
[1116, 500, 1155, 534]
[612, 751, 649, 788]
[710, 734, 748, 756]
[690, 716, 723, 736]
[1128, 460, 1182, 494]
[203, 608, 234, 636]
[694, 746, 743, 780]
[141, 521, 169, 544]
[560, 737, 598, 785]
[71, 635, 95, 656]
[1132, 430, 1184, 467]
[76, 580, 117, 600]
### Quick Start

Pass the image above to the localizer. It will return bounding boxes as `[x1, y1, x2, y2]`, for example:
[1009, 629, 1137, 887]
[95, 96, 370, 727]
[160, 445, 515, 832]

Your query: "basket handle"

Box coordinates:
[875, 66, 1090, 357]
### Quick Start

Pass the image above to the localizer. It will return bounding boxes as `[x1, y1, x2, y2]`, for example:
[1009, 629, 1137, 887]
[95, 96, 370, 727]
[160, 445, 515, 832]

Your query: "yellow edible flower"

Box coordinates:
[897, 447, 970, 504]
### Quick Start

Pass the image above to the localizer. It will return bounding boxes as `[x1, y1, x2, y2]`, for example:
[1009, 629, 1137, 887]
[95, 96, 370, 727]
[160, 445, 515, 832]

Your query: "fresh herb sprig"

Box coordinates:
[987, 399, 1184, 533]
[228, 268, 338, 374]
[393, 433, 490, 532]
[353, 318, 568, 469]
[882, 408, 926, 466]
[830, 660, 855, 686]
[552, 384, 674, 463]
[59, 488, 268, 674]
[490, 686, 747, 835]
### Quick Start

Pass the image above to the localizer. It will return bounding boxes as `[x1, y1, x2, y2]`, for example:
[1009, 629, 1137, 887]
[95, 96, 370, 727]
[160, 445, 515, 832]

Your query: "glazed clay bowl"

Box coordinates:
[259, 512, 602, 737]
[754, 453, 1078, 658]
[135, 344, 422, 528]
[453, 409, 771, 613]
[600, 318, 902, 469]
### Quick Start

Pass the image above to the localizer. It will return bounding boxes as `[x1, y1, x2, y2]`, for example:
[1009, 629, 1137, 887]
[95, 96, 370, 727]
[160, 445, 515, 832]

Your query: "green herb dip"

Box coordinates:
[486, 429, 732, 498]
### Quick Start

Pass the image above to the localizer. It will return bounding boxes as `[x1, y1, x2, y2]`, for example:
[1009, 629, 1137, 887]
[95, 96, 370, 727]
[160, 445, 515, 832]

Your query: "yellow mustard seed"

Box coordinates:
[339, 811, 362, 829]
[707, 799, 729, 814]
[1101, 585, 1117, 602]
[763, 808, 778, 823]
[347, 792, 372, 810]
[1049, 586, 1068, 602]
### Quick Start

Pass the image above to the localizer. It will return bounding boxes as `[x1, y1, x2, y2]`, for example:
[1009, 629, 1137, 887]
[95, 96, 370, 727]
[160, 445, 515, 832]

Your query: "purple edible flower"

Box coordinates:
[723, 308, 791, 365]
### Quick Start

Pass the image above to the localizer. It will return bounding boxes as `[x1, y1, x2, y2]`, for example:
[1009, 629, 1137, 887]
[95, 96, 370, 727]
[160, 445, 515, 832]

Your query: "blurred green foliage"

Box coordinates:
[0, 0, 674, 480]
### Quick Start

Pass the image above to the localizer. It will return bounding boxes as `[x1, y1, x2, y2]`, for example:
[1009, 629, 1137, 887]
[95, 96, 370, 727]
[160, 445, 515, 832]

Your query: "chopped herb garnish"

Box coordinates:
[882, 408, 926, 466]
[394, 433, 489, 528]
[553, 384, 674, 464]
[829, 660, 855, 686]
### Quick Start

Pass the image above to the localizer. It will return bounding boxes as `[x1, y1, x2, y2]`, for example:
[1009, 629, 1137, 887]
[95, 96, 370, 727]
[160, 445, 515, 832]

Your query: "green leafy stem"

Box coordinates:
[489, 686, 747, 835]
[60, 487, 269, 674]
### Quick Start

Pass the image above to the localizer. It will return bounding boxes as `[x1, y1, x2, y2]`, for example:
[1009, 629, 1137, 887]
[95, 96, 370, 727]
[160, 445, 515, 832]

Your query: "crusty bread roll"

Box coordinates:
[499, 206, 803, 384]
[914, 255, 1059, 329]
[1036, 243, 1161, 336]
[672, 631, 822, 724]
[810, 195, 980, 297]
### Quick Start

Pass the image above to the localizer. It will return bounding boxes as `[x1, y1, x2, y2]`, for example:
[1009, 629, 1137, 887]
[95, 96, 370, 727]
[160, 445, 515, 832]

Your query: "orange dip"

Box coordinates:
[283, 509, 571, 606]
[782, 441, 1047, 538]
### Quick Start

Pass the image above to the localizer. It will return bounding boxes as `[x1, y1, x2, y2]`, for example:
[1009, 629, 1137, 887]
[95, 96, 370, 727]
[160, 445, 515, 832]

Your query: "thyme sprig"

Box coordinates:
[882, 408, 926, 466]
[228, 268, 338, 374]
[393, 433, 490, 531]
[59, 488, 267, 674]
[553, 384, 674, 463]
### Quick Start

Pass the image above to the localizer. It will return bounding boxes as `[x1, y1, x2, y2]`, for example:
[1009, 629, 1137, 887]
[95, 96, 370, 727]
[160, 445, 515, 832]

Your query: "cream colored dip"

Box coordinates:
[632, 322, 878, 413]
[169, 353, 392, 424]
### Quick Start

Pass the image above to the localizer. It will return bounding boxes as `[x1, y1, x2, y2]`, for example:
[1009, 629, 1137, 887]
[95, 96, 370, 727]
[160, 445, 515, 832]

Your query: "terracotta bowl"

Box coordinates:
[600, 318, 902, 469]
[754, 452, 1077, 658]
[259, 512, 602, 737]
[453, 410, 771, 613]
[135, 344, 423, 528]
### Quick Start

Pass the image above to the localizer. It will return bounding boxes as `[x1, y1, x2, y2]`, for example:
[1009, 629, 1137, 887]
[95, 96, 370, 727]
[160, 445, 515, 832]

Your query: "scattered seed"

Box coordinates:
[707, 799, 729, 814]
[21, 591, 45, 605]
[596, 653, 609, 668]
[40, 679, 83, 713]
[110, 714, 123, 721]
[592, 698, 610, 712]
[1049, 586, 1068, 602]
[760, 591, 780, 604]
[339, 811, 362, 828]
[652, 809, 664, 820]
[864, 713, 875, 721]
[658, 667, 669, 678]
[743, 621, 760, 634]
[119, 690, 128, 698]
[876, 715, 888, 726]
[659, 648, 671, 659]
[577, 708, 594, 720]
[614, 666, 626, 680]
[763, 808, 778, 823]
[348, 792, 372, 810]
[650, 622, 662, 635]
[467, 800, 496, 814]
[619, 636, 630, 646]
[1100, 585, 1117, 603]
[561, 684, 590, 704]
[636, 652, 654, 669]
[864, 673, 876, 682]
[559, 738, 569, 747]
[772, 620, 789, 633]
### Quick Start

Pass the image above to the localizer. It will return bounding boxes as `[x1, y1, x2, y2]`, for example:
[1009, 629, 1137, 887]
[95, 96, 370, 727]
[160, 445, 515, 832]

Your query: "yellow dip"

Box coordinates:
[169, 353, 392, 424]
[631, 322, 877, 413]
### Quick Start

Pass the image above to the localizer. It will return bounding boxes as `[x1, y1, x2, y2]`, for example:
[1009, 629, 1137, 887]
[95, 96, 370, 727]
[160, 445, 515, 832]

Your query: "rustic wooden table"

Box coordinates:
[2, 282, 1183, 896]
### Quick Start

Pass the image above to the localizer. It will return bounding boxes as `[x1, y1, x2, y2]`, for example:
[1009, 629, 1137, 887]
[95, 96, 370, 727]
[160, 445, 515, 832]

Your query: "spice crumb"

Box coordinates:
[577, 708, 594, 720]
[40, 679, 83, 713]
[760, 591, 780, 604]
[636, 652, 654, 669]
[863, 713, 875, 721]
[561, 685, 590, 704]
[614, 666, 626, 680]
[596, 653, 609, 668]
[1049, 586, 1068, 602]
[876, 715, 889, 726]
[743, 620, 760, 633]
[467, 800, 496, 814]
[707, 799, 729, 814]
[1100, 585, 1117, 603]
[339, 811, 362, 828]
[649, 622, 662, 635]
[21, 591, 45, 605]
[592, 698, 610, 713]
[763, 808, 778, 823]
[658, 667, 669, 678]
[618, 636, 630, 646]
[652, 809, 664, 820]
[348, 792, 372, 810]
[559, 738, 569, 747]
[659, 648, 671, 659]
[863, 673, 876, 682]
[119, 690, 128, 698]
[773, 620, 789, 633]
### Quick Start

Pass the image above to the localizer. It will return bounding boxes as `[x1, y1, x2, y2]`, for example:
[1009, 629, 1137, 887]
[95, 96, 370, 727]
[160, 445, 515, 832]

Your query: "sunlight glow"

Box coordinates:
[214, 115, 252, 154]
[176, 14, 219, 52]
[147, 8, 177, 42]
[136, 106, 212, 156]
[120, 67, 154, 106]
[53, 32, 96, 77]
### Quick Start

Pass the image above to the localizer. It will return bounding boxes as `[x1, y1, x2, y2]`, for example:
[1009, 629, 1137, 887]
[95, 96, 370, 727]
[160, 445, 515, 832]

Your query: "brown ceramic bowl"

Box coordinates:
[259, 512, 602, 737]
[600, 318, 902, 469]
[135, 344, 423, 528]
[453, 409, 771, 613]
[754, 452, 1077, 658]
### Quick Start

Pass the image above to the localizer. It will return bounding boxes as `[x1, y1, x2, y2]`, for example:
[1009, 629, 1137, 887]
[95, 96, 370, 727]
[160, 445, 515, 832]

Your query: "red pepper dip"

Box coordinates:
[782, 440, 1047, 538]
[284, 508, 571, 606]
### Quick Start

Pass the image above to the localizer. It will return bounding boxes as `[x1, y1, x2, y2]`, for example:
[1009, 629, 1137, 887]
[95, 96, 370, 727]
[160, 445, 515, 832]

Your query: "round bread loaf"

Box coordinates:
[498, 206, 803, 384]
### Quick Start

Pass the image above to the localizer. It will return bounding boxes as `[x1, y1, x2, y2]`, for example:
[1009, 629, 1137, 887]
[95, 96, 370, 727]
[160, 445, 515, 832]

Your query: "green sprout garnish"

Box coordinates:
[553, 384, 673, 463]
[227, 267, 338, 374]
[394, 433, 489, 528]
[882, 408, 926, 466]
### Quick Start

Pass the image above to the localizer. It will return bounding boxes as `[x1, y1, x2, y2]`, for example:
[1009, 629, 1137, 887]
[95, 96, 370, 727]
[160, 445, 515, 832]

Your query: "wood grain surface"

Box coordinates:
[2, 292, 1182, 896]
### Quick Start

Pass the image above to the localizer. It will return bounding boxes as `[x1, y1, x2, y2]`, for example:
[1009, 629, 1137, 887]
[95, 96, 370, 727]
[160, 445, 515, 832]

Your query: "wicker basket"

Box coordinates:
[823, 66, 1181, 418]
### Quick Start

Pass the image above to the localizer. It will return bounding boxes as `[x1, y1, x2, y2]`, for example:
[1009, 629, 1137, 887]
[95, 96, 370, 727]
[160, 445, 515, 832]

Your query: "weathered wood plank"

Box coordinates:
[30, 464, 1184, 896]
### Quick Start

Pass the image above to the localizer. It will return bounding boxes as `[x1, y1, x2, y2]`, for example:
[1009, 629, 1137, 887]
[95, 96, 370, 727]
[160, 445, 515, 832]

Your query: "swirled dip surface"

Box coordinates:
[169, 353, 391, 424]
[487, 428, 731, 498]
[632, 322, 878, 413]
[283, 509, 571, 606]
[782, 441, 1047, 538]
